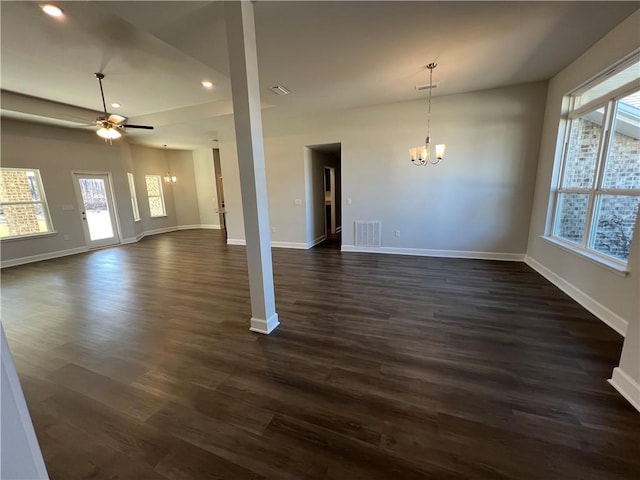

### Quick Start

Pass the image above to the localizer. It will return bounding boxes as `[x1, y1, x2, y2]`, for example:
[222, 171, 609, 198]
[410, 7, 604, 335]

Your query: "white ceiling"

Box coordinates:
[1, 1, 638, 150]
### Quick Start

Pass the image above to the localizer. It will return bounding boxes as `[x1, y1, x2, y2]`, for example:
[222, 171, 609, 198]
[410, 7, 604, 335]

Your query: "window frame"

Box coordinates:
[0, 167, 55, 240]
[145, 174, 167, 218]
[550, 64, 640, 268]
[127, 173, 141, 222]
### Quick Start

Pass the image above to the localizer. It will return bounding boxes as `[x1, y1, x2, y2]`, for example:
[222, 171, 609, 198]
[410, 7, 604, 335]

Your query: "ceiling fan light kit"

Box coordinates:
[41, 4, 64, 18]
[96, 126, 121, 139]
[92, 72, 154, 143]
[410, 63, 446, 166]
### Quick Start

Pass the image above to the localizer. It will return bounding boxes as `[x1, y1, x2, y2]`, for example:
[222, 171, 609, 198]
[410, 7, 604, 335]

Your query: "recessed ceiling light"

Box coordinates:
[201, 80, 213, 89]
[41, 4, 64, 17]
[111, 103, 121, 109]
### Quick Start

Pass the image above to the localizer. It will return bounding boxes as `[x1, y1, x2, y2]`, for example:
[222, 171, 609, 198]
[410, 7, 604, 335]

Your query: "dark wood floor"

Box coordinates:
[2, 230, 639, 480]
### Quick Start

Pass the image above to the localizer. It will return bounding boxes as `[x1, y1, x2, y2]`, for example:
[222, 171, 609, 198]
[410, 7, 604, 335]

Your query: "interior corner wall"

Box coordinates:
[525, 10, 640, 330]
[129, 145, 178, 234]
[219, 81, 547, 255]
[118, 142, 143, 240]
[192, 148, 220, 228]
[168, 150, 201, 227]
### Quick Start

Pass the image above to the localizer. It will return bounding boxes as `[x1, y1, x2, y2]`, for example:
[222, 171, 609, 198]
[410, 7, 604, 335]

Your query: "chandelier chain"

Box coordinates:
[427, 64, 433, 140]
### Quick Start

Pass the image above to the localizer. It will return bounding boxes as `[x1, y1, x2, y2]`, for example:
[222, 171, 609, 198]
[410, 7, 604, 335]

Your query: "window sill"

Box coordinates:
[0, 231, 58, 242]
[540, 236, 630, 277]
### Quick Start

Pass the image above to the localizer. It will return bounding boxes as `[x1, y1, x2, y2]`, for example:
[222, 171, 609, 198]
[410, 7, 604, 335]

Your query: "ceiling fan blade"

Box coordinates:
[108, 114, 127, 124]
[124, 124, 154, 130]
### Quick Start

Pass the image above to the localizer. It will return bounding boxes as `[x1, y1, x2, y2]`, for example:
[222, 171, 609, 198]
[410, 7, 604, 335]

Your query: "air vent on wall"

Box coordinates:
[354, 221, 382, 247]
[415, 82, 440, 91]
[270, 85, 290, 95]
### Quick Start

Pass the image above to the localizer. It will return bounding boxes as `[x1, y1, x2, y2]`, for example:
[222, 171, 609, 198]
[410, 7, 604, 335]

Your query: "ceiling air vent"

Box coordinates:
[415, 82, 440, 91]
[270, 85, 290, 95]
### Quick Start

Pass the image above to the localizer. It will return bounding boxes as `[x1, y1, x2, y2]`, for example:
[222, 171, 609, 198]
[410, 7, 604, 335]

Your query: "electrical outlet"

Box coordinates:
[294, 199, 302, 206]
[272, 227, 276, 233]
[347, 197, 353, 205]
[394, 230, 400, 238]
[63, 234, 70, 241]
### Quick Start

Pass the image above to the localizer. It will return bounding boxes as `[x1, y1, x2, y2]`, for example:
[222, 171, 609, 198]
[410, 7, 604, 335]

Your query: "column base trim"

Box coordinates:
[609, 367, 640, 413]
[249, 313, 280, 334]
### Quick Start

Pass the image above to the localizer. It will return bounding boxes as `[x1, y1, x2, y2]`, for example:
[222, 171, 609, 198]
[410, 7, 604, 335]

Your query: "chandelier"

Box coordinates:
[410, 63, 446, 166]
[162, 145, 177, 183]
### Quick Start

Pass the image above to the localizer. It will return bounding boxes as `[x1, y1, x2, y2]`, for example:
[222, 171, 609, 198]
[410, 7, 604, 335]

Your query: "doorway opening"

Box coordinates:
[307, 143, 341, 249]
[212, 148, 227, 241]
[72, 172, 120, 249]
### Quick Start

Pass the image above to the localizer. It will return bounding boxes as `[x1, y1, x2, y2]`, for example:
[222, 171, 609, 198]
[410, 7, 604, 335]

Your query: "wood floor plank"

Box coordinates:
[2, 229, 639, 479]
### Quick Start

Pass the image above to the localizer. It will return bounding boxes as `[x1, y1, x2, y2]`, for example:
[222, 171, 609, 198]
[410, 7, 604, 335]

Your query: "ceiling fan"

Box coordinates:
[93, 72, 153, 141]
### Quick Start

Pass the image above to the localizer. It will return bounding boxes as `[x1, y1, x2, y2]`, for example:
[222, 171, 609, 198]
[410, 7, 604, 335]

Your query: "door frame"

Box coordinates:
[71, 170, 122, 249]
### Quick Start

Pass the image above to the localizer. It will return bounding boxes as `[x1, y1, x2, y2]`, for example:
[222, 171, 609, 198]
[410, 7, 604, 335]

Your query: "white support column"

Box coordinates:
[224, 1, 279, 334]
[1, 325, 49, 479]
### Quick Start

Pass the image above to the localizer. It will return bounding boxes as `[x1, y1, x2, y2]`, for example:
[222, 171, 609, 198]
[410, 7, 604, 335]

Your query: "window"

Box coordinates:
[127, 173, 141, 221]
[145, 175, 166, 217]
[552, 56, 640, 265]
[0, 168, 53, 239]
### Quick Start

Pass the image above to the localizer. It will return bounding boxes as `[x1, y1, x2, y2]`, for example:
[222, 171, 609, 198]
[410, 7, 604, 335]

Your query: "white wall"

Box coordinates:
[526, 11, 639, 329]
[220, 81, 547, 256]
[525, 11, 640, 410]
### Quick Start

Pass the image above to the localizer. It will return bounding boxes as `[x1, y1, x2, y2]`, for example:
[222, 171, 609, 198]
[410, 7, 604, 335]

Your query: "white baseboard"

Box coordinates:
[1, 246, 89, 269]
[525, 255, 628, 336]
[122, 232, 145, 244]
[249, 313, 280, 334]
[271, 241, 308, 249]
[340, 245, 525, 262]
[177, 224, 221, 231]
[609, 367, 640, 413]
[227, 238, 246, 246]
[143, 226, 180, 236]
[307, 234, 327, 248]
[227, 238, 309, 250]
[2, 225, 224, 268]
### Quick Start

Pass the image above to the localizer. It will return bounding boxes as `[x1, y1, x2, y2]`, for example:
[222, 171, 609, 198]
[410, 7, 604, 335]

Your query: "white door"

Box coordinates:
[73, 173, 120, 248]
